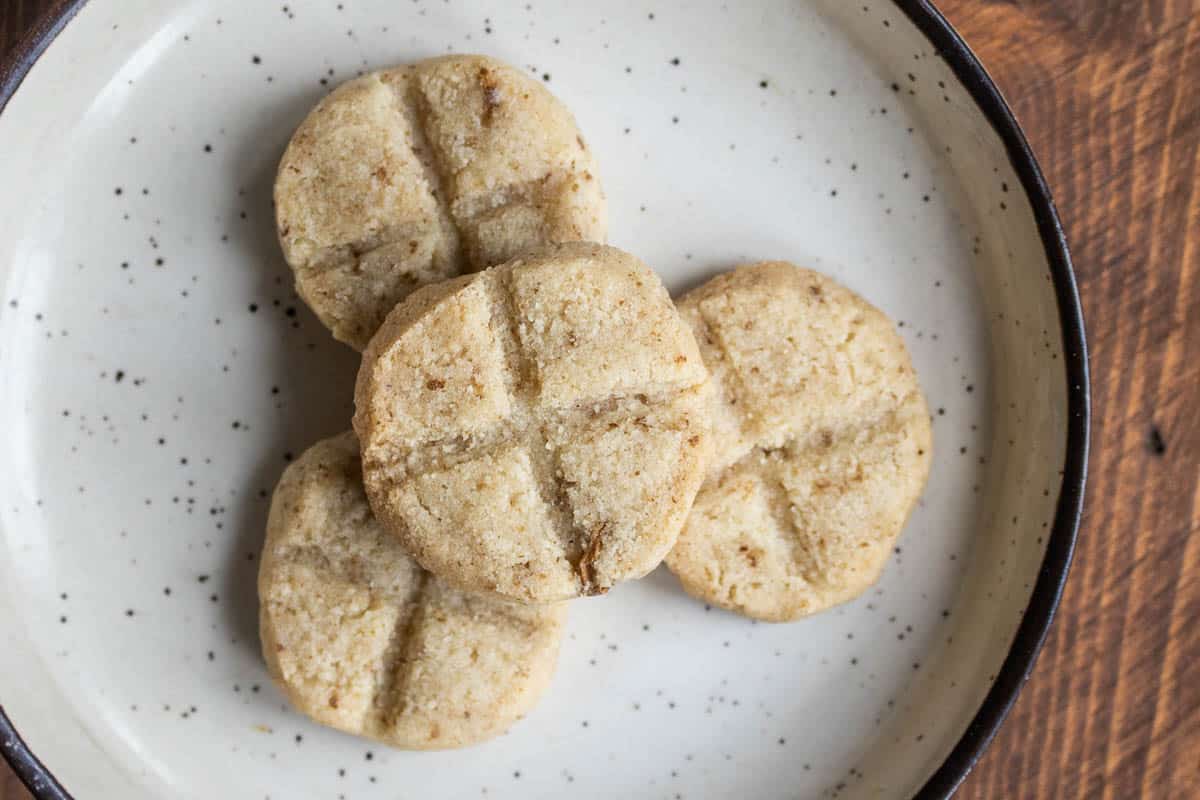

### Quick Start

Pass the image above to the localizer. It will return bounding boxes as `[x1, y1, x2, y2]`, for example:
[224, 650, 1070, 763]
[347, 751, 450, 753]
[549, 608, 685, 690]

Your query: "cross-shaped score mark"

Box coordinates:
[357, 248, 709, 602]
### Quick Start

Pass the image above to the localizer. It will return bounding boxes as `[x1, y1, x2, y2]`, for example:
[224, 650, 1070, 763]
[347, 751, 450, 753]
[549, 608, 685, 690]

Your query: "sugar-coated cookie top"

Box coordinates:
[275, 54, 607, 349]
[354, 242, 712, 603]
[258, 432, 567, 749]
[666, 262, 932, 622]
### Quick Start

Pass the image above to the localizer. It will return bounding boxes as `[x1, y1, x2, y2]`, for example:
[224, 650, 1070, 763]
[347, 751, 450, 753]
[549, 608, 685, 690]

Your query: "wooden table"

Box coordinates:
[2, 1, 1197, 798]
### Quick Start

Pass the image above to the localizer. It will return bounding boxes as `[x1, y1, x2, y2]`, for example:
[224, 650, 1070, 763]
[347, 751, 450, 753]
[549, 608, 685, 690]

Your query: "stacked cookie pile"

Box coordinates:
[258, 55, 932, 750]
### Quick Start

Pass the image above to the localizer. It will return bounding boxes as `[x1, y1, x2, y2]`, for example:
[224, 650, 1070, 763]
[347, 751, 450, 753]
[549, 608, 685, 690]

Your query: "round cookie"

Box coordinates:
[259, 432, 567, 749]
[665, 262, 932, 622]
[275, 54, 608, 350]
[354, 242, 711, 603]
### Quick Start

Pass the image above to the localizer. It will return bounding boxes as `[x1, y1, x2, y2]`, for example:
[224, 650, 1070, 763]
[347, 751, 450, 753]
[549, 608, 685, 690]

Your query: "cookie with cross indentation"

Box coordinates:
[275, 54, 607, 350]
[665, 262, 932, 622]
[354, 242, 712, 603]
[259, 432, 566, 749]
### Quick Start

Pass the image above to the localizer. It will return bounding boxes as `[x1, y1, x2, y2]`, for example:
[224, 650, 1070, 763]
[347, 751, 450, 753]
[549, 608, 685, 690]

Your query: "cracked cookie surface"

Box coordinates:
[258, 432, 567, 749]
[354, 242, 711, 603]
[665, 262, 932, 622]
[274, 54, 607, 350]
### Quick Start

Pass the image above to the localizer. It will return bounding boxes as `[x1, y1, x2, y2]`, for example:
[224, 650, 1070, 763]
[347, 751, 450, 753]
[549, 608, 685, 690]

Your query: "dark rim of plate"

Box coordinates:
[0, 1, 1089, 798]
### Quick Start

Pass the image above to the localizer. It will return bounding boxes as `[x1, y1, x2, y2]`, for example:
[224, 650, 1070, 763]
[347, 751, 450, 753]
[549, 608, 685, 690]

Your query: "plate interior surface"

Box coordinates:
[0, 1, 1070, 798]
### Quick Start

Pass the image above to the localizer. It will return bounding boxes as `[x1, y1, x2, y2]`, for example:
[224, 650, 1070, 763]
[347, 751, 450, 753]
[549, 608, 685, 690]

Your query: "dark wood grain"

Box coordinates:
[939, 2, 1200, 798]
[1, 2, 1197, 799]
[0, 769, 28, 800]
[2, 1, 47, 56]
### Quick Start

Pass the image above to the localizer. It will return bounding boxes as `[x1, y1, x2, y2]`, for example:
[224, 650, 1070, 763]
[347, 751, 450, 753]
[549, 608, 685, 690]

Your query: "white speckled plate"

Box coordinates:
[0, 2, 1087, 798]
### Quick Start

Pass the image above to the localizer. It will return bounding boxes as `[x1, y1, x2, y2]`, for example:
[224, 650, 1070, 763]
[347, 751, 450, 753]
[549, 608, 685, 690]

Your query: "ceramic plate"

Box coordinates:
[0, 1, 1088, 798]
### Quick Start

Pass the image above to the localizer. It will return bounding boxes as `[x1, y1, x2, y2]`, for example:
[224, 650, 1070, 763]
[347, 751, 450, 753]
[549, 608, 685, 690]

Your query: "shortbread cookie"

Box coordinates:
[275, 54, 608, 349]
[259, 432, 567, 749]
[665, 262, 932, 622]
[354, 242, 711, 603]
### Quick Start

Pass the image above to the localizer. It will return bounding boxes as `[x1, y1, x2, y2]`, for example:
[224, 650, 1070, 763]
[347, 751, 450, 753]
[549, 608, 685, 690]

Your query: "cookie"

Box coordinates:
[665, 262, 932, 622]
[354, 242, 711, 603]
[258, 432, 567, 749]
[275, 54, 608, 350]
